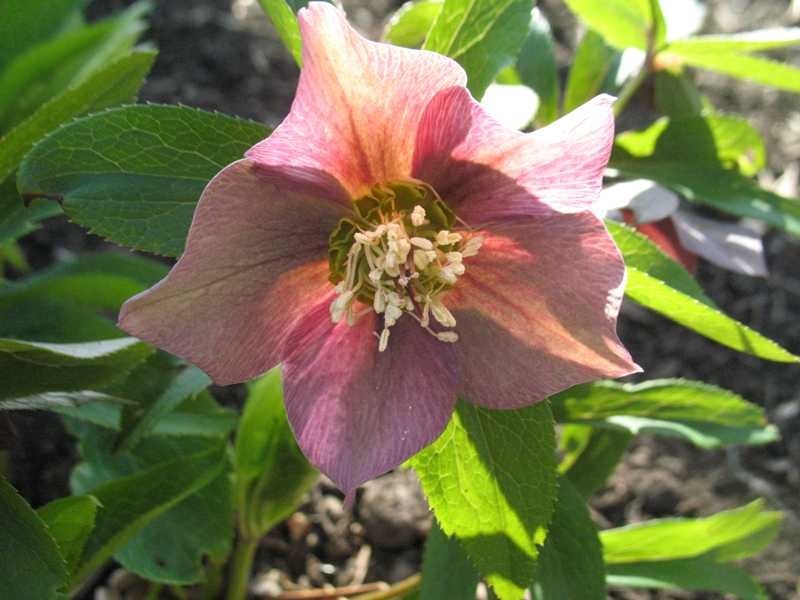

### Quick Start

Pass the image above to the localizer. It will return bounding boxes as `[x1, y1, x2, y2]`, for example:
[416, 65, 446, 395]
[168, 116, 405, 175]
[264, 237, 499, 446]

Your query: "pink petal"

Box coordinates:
[118, 159, 345, 384]
[447, 213, 640, 408]
[413, 87, 616, 224]
[282, 298, 459, 495]
[671, 210, 768, 277]
[246, 2, 467, 199]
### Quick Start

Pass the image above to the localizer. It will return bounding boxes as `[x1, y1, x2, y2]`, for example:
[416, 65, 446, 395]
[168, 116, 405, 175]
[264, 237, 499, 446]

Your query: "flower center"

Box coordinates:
[328, 180, 482, 351]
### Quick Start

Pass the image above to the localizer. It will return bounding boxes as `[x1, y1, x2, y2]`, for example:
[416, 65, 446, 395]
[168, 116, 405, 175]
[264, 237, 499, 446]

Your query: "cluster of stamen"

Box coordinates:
[328, 182, 482, 351]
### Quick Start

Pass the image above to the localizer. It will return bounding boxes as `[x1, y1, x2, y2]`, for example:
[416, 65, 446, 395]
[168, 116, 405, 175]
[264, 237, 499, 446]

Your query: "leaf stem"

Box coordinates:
[353, 574, 421, 600]
[227, 536, 259, 600]
[612, 59, 649, 118]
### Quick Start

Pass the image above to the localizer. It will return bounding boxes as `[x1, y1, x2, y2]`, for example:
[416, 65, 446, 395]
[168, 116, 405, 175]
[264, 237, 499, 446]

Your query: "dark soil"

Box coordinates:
[6, 1, 800, 599]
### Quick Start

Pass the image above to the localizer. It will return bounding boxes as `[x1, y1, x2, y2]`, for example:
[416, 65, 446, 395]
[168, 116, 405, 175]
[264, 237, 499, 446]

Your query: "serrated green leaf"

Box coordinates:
[563, 29, 618, 113]
[607, 221, 798, 363]
[18, 104, 269, 256]
[0, 2, 150, 132]
[420, 521, 480, 600]
[69, 440, 227, 590]
[0, 476, 68, 599]
[235, 368, 318, 538]
[0, 50, 155, 186]
[615, 114, 766, 177]
[384, 0, 443, 48]
[37, 495, 98, 576]
[551, 379, 777, 449]
[531, 478, 605, 600]
[559, 425, 631, 498]
[0, 158, 61, 245]
[668, 28, 800, 55]
[563, 0, 660, 51]
[0, 0, 84, 71]
[516, 8, 559, 126]
[1, 391, 130, 412]
[423, 0, 534, 99]
[601, 499, 782, 564]
[667, 49, 800, 93]
[606, 556, 766, 600]
[412, 400, 557, 600]
[0, 337, 153, 403]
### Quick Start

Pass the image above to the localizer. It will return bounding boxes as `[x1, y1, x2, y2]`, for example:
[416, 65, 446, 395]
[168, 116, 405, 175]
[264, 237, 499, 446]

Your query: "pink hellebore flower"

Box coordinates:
[119, 2, 640, 495]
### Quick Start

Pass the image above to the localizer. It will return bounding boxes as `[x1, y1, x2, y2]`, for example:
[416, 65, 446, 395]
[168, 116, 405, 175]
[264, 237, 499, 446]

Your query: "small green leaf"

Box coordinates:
[551, 379, 777, 449]
[516, 8, 559, 126]
[0, 49, 155, 185]
[668, 28, 800, 55]
[37, 495, 98, 576]
[420, 521, 480, 600]
[257, 0, 304, 65]
[601, 499, 782, 564]
[563, 29, 618, 113]
[384, 0, 443, 48]
[608, 221, 798, 363]
[412, 400, 557, 600]
[666, 49, 800, 93]
[653, 71, 704, 119]
[607, 556, 766, 600]
[0, 177, 60, 245]
[423, 0, 534, 98]
[235, 368, 318, 538]
[0, 476, 68, 599]
[69, 441, 227, 590]
[18, 104, 269, 256]
[563, 0, 660, 51]
[531, 479, 605, 600]
[0, 337, 153, 402]
[559, 425, 632, 498]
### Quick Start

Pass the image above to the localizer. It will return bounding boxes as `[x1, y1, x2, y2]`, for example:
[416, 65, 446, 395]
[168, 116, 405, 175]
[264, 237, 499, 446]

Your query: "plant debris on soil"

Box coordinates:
[6, 1, 800, 599]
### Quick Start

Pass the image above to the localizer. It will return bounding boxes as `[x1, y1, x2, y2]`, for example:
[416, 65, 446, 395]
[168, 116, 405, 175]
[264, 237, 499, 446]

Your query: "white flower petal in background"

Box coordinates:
[661, 0, 708, 41]
[596, 179, 680, 223]
[480, 83, 540, 131]
[672, 210, 769, 277]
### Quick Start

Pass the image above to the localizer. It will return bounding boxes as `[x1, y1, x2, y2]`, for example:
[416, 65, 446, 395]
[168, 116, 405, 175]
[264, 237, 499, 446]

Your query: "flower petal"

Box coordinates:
[671, 210, 768, 277]
[282, 299, 459, 495]
[119, 159, 345, 384]
[447, 212, 640, 408]
[413, 87, 615, 223]
[246, 2, 467, 199]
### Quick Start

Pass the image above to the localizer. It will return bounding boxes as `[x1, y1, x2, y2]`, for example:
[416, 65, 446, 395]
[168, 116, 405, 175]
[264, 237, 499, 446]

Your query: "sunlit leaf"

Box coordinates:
[384, 0, 443, 48]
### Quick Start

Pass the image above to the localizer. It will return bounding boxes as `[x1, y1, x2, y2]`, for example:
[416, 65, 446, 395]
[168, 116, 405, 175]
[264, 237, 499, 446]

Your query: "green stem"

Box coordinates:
[226, 537, 259, 600]
[202, 555, 226, 600]
[612, 61, 649, 117]
[144, 582, 162, 600]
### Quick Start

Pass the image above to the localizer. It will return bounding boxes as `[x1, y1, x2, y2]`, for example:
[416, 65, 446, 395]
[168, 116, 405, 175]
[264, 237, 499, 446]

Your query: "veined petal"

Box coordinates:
[413, 87, 615, 223]
[447, 213, 640, 408]
[247, 2, 467, 199]
[282, 299, 459, 495]
[119, 159, 345, 384]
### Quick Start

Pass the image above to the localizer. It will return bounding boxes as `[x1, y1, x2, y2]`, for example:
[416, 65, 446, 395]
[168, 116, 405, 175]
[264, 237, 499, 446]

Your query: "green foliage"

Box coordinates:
[608, 221, 798, 362]
[235, 368, 318, 538]
[653, 71, 705, 119]
[423, 0, 534, 98]
[257, 0, 304, 65]
[384, 0, 443, 48]
[551, 379, 777, 449]
[37, 495, 99, 576]
[420, 522, 480, 600]
[558, 425, 632, 498]
[563, 0, 663, 51]
[69, 435, 228, 589]
[0, 338, 153, 403]
[0, 50, 155, 186]
[563, 30, 618, 113]
[0, 476, 69, 600]
[412, 401, 557, 600]
[515, 9, 559, 125]
[18, 104, 269, 256]
[531, 479, 605, 600]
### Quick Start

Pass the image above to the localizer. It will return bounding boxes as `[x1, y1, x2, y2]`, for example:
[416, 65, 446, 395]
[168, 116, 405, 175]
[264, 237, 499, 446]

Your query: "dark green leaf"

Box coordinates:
[384, 0, 443, 48]
[563, 30, 617, 113]
[18, 104, 270, 256]
[653, 71, 704, 119]
[0, 50, 155, 185]
[531, 479, 605, 600]
[0, 337, 153, 402]
[423, 0, 534, 98]
[412, 400, 557, 600]
[235, 368, 318, 538]
[559, 425, 632, 498]
[0, 161, 60, 245]
[37, 495, 98, 575]
[420, 521, 480, 600]
[0, 476, 68, 599]
[516, 8, 559, 125]
[551, 379, 777, 449]
[607, 221, 798, 363]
